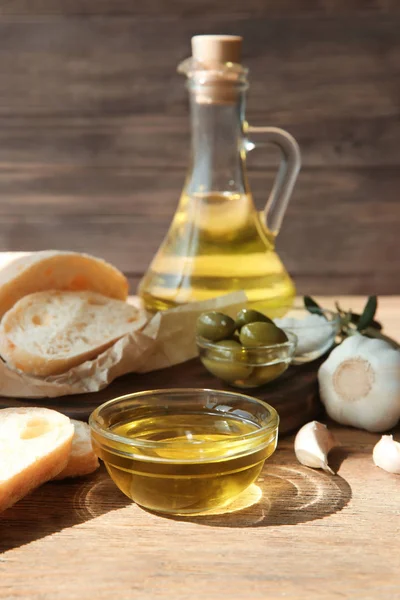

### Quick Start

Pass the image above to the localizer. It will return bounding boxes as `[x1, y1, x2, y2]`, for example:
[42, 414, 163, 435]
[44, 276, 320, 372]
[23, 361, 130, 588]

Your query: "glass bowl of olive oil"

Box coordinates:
[89, 389, 279, 516]
[197, 332, 297, 389]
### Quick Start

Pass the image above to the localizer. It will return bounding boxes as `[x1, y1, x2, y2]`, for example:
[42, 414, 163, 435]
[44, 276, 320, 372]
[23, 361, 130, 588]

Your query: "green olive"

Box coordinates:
[207, 339, 244, 362]
[239, 322, 288, 347]
[214, 339, 242, 353]
[228, 362, 287, 388]
[235, 308, 274, 330]
[251, 363, 287, 385]
[201, 339, 253, 384]
[196, 311, 236, 342]
[201, 356, 253, 384]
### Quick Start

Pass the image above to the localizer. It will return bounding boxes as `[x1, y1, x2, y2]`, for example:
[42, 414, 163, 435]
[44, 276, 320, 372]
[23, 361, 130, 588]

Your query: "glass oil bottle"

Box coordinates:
[139, 35, 301, 316]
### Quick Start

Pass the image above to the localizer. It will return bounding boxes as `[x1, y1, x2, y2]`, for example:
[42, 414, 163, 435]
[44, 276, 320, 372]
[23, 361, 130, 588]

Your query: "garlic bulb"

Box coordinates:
[318, 334, 400, 432]
[373, 435, 400, 474]
[294, 421, 338, 474]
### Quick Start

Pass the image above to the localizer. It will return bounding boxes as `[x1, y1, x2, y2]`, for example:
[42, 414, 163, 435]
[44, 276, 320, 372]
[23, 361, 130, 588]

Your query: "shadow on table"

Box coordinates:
[165, 461, 352, 529]
[0, 468, 130, 554]
[0, 456, 353, 549]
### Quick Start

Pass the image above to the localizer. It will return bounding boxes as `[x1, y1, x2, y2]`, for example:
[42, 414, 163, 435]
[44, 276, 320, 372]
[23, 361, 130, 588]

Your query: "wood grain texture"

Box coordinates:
[0, 5, 399, 293]
[1, 114, 399, 169]
[0, 444, 397, 600]
[0, 16, 398, 167]
[0, 423, 398, 597]
[0, 167, 397, 294]
[0, 297, 398, 599]
[1, 0, 400, 16]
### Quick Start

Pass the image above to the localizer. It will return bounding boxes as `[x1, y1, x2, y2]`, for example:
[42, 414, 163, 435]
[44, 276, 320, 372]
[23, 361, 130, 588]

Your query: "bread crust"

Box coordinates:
[0, 407, 74, 513]
[0, 251, 129, 319]
[54, 420, 99, 479]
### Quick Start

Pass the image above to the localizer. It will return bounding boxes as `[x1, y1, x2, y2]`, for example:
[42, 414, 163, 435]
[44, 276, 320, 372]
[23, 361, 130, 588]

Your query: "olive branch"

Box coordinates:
[304, 295, 400, 350]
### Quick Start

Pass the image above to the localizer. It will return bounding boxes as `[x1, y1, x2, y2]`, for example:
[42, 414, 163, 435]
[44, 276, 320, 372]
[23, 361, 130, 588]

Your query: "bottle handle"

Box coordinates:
[246, 125, 301, 235]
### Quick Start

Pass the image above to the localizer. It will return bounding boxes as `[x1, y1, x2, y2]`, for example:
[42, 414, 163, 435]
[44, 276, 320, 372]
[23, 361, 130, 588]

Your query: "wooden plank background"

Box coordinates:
[0, 1, 399, 294]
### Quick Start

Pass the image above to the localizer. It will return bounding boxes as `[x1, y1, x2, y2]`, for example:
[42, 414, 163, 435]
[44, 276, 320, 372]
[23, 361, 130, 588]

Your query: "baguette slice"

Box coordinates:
[0, 407, 74, 513]
[0, 250, 128, 319]
[54, 419, 99, 480]
[0, 290, 145, 377]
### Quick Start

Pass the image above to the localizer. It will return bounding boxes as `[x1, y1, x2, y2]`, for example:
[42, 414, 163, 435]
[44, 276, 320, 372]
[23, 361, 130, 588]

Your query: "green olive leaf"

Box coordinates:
[356, 296, 378, 331]
[350, 312, 382, 331]
[304, 295, 324, 315]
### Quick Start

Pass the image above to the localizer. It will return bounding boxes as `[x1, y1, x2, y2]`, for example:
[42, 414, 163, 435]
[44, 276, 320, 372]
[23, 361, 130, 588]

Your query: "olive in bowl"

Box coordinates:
[235, 308, 274, 330]
[196, 311, 236, 342]
[196, 309, 297, 389]
[239, 322, 288, 347]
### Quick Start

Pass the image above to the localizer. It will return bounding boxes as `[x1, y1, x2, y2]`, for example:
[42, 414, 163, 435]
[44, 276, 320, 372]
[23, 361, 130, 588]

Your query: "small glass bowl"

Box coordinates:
[274, 306, 340, 364]
[89, 388, 279, 516]
[196, 332, 297, 389]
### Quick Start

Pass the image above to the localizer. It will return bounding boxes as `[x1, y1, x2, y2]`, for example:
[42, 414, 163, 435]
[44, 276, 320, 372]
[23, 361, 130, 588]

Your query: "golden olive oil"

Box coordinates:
[139, 192, 296, 315]
[96, 410, 276, 515]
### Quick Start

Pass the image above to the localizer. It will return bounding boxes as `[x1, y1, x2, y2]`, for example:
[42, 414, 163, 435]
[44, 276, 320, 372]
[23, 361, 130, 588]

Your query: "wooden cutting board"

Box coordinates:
[0, 356, 323, 435]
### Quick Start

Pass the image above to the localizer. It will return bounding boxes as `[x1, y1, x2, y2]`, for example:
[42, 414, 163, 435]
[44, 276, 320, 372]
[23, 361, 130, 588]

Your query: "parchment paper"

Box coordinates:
[0, 292, 247, 398]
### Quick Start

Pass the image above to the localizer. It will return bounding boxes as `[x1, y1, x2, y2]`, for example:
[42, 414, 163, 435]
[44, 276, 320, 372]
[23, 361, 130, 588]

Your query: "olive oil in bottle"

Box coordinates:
[97, 411, 277, 515]
[138, 35, 300, 315]
[139, 191, 296, 314]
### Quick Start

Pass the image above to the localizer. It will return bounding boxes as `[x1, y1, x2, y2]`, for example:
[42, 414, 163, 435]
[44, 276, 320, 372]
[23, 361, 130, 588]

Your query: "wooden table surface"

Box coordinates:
[1, 296, 399, 600]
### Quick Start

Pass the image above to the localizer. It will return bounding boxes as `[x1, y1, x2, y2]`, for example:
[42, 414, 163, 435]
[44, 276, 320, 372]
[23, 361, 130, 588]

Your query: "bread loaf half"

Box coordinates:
[55, 419, 99, 480]
[0, 251, 128, 319]
[0, 290, 145, 377]
[0, 407, 74, 513]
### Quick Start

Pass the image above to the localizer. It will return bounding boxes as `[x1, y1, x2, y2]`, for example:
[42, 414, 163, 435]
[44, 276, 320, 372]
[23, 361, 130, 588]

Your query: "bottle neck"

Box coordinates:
[186, 88, 247, 196]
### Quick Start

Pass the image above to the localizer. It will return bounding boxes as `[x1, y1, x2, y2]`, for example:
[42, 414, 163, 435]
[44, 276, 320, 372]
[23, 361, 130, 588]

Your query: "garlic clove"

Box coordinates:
[318, 334, 400, 432]
[294, 421, 338, 475]
[373, 435, 400, 474]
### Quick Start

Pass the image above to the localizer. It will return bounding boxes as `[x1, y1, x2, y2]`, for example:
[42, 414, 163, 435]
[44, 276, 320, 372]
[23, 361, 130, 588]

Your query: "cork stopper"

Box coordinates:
[191, 35, 242, 66]
[189, 35, 245, 105]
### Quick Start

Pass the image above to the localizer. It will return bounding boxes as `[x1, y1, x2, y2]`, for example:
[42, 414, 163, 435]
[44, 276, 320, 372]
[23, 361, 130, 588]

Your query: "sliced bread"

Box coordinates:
[54, 419, 99, 480]
[0, 407, 74, 513]
[0, 290, 146, 377]
[0, 250, 129, 319]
